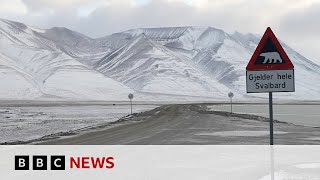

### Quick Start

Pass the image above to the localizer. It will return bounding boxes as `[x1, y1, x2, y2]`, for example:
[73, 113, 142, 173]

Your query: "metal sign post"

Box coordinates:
[231, 98, 232, 113]
[228, 92, 234, 113]
[130, 99, 132, 114]
[128, 93, 134, 114]
[269, 92, 273, 145]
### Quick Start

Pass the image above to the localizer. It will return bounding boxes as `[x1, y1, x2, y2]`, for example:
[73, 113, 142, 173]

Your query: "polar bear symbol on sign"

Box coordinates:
[259, 52, 283, 64]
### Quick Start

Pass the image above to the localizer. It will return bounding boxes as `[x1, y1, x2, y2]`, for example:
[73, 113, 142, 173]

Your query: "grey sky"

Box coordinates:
[0, 0, 319, 62]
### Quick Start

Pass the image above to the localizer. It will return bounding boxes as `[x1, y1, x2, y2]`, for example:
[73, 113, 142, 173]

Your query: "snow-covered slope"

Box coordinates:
[0, 19, 319, 101]
[0, 19, 133, 100]
[88, 27, 320, 100]
[95, 34, 231, 98]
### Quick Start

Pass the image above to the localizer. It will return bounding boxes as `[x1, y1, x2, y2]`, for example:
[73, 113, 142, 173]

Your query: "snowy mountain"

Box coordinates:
[0, 19, 133, 100]
[95, 34, 231, 98]
[87, 27, 320, 100]
[0, 19, 319, 101]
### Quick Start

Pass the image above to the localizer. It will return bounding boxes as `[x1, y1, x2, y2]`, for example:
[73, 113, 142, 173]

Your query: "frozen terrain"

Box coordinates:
[0, 19, 133, 100]
[0, 104, 157, 144]
[0, 19, 319, 101]
[208, 104, 320, 127]
[39, 104, 320, 145]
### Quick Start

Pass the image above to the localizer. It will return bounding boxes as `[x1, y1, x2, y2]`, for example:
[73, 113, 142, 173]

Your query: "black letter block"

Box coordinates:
[33, 156, 47, 170]
[51, 156, 65, 170]
[15, 156, 29, 170]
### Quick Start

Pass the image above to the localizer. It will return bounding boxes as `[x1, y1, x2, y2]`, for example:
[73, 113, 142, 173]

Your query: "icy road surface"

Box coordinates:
[0, 104, 157, 144]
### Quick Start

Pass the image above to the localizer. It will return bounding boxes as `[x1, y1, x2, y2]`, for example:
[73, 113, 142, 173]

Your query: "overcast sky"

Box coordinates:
[0, 0, 319, 62]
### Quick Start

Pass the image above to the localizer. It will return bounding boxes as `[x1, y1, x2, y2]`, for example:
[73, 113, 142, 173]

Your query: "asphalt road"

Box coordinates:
[38, 104, 320, 145]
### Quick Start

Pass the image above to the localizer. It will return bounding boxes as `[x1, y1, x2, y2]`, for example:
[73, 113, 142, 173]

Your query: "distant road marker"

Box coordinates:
[128, 93, 134, 114]
[228, 92, 234, 113]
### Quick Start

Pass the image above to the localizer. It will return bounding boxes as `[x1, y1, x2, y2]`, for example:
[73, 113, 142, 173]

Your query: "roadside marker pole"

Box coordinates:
[130, 99, 132, 114]
[228, 92, 234, 114]
[230, 98, 233, 114]
[128, 93, 134, 115]
[269, 92, 274, 145]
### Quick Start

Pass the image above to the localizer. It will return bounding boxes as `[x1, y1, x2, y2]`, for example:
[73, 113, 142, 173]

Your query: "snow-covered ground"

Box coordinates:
[208, 104, 320, 127]
[196, 131, 288, 137]
[0, 104, 157, 144]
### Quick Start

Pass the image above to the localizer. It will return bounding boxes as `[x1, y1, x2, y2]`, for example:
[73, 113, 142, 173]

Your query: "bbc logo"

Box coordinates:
[15, 155, 65, 170]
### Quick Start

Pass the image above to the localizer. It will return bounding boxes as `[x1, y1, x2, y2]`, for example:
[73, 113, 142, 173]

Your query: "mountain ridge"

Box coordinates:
[0, 18, 319, 101]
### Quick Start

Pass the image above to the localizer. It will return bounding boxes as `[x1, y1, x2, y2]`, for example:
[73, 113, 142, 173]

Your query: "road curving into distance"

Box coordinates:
[38, 104, 320, 145]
